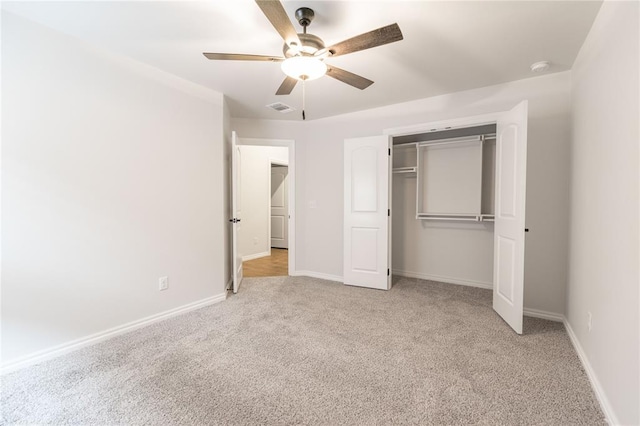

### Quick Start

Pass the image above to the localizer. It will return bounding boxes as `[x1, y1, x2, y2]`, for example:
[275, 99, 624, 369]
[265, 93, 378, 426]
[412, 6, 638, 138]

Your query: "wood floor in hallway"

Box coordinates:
[243, 248, 288, 277]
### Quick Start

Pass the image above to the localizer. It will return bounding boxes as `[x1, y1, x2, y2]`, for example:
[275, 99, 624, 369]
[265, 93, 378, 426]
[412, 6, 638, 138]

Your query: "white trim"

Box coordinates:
[563, 319, 618, 425]
[294, 270, 343, 283]
[523, 308, 564, 322]
[238, 137, 292, 147]
[393, 270, 493, 290]
[383, 111, 503, 138]
[236, 137, 296, 276]
[242, 251, 270, 262]
[1, 293, 227, 375]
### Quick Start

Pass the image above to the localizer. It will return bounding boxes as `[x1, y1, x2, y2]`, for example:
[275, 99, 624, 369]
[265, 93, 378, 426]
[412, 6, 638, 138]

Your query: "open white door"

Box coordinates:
[493, 101, 528, 334]
[343, 135, 391, 290]
[231, 131, 243, 294]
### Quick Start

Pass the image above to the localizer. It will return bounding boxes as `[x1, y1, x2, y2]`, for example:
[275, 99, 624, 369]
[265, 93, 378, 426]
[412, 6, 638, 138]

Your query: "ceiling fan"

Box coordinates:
[203, 0, 403, 97]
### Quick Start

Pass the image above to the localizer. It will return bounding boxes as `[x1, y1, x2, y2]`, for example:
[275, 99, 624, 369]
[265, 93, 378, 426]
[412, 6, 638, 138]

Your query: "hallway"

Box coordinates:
[243, 248, 288, 277]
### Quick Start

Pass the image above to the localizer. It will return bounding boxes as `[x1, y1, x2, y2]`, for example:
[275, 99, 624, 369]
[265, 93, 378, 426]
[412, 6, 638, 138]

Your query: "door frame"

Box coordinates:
[269, 160, 289, 252]
[383, 111, 503, 138]
[236, 137, 296, 276]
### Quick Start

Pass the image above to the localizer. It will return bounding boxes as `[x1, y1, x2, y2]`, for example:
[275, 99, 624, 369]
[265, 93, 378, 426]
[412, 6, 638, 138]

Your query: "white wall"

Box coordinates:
[567, 1, 639, 424]
[234, 71, 572, 315]
[392, 178, 495, 288]
[237, 145, 288, 259]
[1, 13, 227, 365]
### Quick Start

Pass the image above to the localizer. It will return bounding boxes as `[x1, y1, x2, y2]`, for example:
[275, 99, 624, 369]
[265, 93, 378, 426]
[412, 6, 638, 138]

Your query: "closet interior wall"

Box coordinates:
[391, 125, 497, 288]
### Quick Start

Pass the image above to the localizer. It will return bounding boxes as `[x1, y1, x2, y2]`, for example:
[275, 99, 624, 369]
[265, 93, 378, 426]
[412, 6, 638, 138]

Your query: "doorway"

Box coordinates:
[233, 137, 295, 284]
[242, 161, 289, 277]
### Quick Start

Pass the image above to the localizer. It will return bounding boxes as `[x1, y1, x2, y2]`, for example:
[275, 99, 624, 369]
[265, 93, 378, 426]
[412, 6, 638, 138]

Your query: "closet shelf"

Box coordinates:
[393, 166, 417, 174]
[416, 213, 496, 222]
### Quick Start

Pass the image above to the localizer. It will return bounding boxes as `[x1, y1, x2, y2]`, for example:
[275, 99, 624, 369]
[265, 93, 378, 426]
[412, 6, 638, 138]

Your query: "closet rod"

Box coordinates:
[418, 135, 482, 148]
[414, 133, 497, 147]
[416, 215, 481, 222]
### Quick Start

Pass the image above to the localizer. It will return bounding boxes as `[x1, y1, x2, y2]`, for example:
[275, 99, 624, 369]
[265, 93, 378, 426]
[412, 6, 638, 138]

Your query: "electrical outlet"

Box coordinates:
[587, 311, 592, 332]
[159, 276, 168, 291]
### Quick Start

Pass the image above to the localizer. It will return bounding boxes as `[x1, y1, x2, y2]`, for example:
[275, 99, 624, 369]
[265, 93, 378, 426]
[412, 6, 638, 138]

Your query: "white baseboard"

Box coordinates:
[563, 319, 618, 425]
[1, 293, 227, 375]
[242, 251, 270, 262]
[294, 270, 343, 283]
[523, 308, 564, 322]
[393, 270, 493, 290]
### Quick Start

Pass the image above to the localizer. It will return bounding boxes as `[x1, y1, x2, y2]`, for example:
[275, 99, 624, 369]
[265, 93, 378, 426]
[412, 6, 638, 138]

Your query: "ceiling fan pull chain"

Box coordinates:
[302, 78, 306, 120]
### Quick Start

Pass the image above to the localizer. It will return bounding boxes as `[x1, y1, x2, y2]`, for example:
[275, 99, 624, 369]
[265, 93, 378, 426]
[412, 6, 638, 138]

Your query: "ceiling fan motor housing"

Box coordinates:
[283, 33, 325, 57]
[295, 7, 315, 27]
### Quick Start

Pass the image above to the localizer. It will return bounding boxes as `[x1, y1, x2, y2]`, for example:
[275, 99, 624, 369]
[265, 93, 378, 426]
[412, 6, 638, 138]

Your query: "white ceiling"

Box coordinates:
[2, 1, 602, 121]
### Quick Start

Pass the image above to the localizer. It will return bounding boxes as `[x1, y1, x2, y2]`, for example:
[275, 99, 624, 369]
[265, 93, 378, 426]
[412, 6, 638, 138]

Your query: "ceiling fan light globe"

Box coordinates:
[281, 56, 327, 81]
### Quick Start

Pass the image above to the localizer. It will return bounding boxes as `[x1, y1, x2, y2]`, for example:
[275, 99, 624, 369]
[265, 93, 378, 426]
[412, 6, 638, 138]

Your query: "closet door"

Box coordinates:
[343, 136, 391, 290]
[493, 101, 528, 334]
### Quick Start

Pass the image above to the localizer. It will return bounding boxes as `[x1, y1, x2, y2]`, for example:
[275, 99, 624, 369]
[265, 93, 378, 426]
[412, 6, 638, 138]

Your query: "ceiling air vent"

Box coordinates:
[266, 102, 295, 113]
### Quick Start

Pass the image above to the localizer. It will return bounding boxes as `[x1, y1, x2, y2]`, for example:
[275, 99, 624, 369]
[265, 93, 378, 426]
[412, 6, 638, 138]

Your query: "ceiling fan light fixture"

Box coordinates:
[281, 56, 327, 81]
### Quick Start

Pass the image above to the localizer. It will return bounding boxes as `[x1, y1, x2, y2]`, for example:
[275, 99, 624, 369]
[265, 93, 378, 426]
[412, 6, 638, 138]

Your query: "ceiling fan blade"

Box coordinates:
[255, 0, 302, 49]
[276, 76, 298, 95]
[203, 53, 284, 62]
[326, 65, 374, 90]
[321, 23, 403, 57]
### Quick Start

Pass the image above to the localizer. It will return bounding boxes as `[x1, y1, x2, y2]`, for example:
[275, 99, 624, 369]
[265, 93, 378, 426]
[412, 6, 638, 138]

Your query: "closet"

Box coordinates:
[344, 101, 528, 334]
[391, 124, 497, 291]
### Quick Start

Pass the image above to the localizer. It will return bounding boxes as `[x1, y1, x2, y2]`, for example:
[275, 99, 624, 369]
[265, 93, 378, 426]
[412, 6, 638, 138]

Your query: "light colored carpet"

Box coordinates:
[1, 276, 605, 425]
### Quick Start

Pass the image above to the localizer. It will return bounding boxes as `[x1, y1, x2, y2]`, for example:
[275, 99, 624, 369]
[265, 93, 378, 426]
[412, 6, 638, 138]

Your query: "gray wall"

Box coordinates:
[568, 1, 639, 424]
[2, 13, 227, 364]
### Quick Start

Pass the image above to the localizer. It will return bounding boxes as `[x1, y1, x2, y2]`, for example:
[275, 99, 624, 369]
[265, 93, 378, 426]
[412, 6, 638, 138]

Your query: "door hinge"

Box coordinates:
[388, 209, 390, 217]
[388, 148, 391, 156]
[387, 268, 390, 276]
